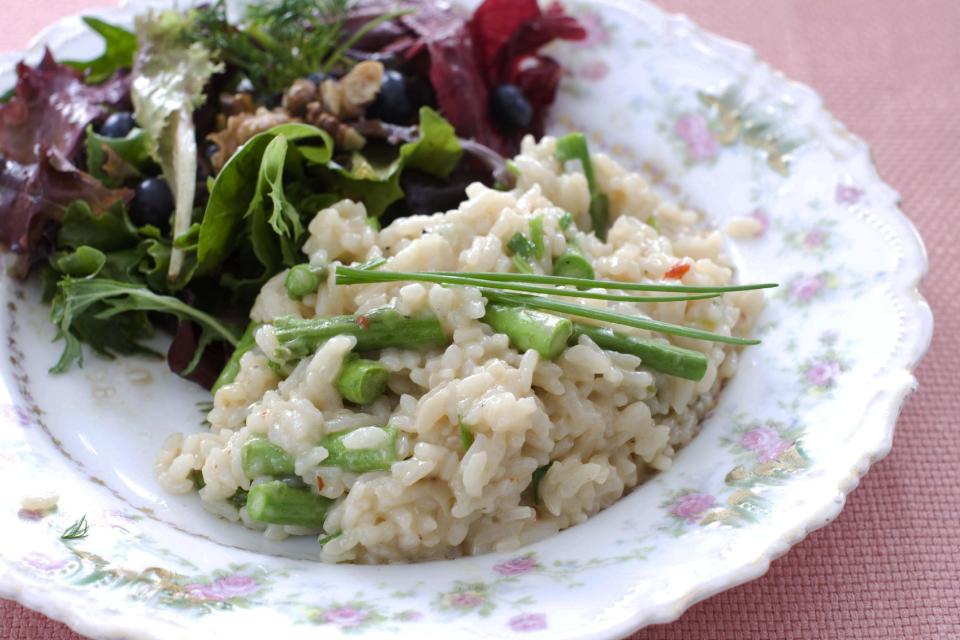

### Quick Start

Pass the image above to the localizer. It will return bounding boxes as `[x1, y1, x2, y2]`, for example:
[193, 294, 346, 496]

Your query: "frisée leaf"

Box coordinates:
[131, 10, 223, 280]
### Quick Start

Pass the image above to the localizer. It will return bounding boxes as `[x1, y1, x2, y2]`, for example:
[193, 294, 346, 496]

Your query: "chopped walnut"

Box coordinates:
[341, 61, 384, 115]
[282, 79, 318, 117]
[304, 102, 366, 150]
[319, 61, 384, 119]
[208, 107, 294, 171]
[319, 80, 342, 118]
[219, 92, 257, 116]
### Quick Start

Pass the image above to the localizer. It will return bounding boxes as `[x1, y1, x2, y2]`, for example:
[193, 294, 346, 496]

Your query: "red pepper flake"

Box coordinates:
[356, 315, 370, 330]
[316, 475, 325, 491]
[664, 262, 691, 280]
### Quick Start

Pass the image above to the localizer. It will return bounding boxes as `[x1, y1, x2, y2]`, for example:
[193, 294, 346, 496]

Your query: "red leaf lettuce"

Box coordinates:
[0, 50, 132, 263]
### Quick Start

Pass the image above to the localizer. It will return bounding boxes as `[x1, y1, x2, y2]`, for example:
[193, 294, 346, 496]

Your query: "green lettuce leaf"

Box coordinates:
[324, 152, 405, 218]
[249, 135, 305, 269]
[321, 107, 462, 217]
[55, 246, 107, 278]
[57, 200, 139, 252]
[400, 107, 462, 178]
[196, 123, 332, 275]
[84, 125, 154, 187]
[138, 238, 197, 293]
[64, 17, 137, 84]
[132, 10, 222, 280]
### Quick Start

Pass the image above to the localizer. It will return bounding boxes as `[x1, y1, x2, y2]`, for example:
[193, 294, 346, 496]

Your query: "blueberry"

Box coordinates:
[131, 178, 175, 233]
[490, 84, 533, 129]
[99, 112, 137, 138]
[367, 70, 412, 124]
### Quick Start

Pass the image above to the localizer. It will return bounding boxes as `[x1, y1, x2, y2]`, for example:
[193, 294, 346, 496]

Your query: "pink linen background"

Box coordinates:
[1, 0, 957, 638]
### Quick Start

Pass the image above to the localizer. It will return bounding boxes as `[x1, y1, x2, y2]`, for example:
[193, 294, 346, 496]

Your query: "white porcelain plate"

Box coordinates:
[0, 1, 932, 638]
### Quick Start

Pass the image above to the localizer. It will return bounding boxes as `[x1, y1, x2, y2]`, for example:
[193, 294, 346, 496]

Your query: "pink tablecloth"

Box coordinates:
[2, 1, 958, 638]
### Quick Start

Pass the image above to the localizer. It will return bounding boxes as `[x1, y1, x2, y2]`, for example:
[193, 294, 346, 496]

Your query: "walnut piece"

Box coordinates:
[282, 79, 318, 117]
[320, 61, 384, 119]
[209, 107, 294, 171]
[219, 92, 257, 116]
[304, 102, 366, 151]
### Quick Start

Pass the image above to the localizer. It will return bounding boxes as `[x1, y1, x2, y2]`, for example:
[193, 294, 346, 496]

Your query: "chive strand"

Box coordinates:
[336, 267, 725, 303]
[432, 271, 778, 293]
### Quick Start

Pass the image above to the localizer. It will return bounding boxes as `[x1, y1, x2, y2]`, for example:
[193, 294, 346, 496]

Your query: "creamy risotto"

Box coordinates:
[156, 135, 764, 563]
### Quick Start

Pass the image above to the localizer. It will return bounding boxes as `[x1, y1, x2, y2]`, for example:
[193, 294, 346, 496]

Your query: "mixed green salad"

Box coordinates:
[0, 0, 589, 387]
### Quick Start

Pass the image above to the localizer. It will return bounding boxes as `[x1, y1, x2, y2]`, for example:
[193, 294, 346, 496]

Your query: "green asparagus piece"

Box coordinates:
[212, 322, 260, 393]
[271, 308, 448, 363]
[552, 246, 595, 280]
[556, 133, 609, 240]
[589, 194, 610, 242]
[284, 264, 322, 300]
[246, 480, 332, 527]
[482, 303, 573, 359]
[571, 323, 708, 381]
[321, 426, 399, 473]
[484, 290, 758, 346]
[241, 437, 296, 478]
[336, 356, 389, 404]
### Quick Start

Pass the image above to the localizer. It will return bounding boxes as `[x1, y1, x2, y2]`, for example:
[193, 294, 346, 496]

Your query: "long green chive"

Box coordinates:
[336, 267, 724, 303]
[430, 271, 778, 294]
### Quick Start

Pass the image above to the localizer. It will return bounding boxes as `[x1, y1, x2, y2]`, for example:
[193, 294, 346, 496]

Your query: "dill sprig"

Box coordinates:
[60, 515, 90, 540]
[187, 0, 409, 96]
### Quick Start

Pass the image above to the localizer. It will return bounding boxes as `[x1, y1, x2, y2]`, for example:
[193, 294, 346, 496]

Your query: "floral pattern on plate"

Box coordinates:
[0, 0, 930, 638]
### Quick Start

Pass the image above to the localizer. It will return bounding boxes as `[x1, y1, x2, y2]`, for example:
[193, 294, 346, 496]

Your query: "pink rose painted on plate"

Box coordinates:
[740, 426, 791, 463]
[802, 228, 827, 248]
[674, 114, 719, 160]
[0, 404, 31, 428]
[669, 493, 715, 523]
[323, 606, 368, 627]
[508, 612, 548, 632]
[789, 274, 825, 302]
[448, 592, 484, 608]
[835, 184, 864, 205]
[396, 609, 424, 622]
[806, 360, 841, 388]
[185, 575, 258, 602]
[22, 553, 70, 572]
[493, 555, 538, 576]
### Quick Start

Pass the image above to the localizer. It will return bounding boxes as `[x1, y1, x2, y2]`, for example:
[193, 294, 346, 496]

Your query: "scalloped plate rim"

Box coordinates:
[0, 1, 933, 638]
